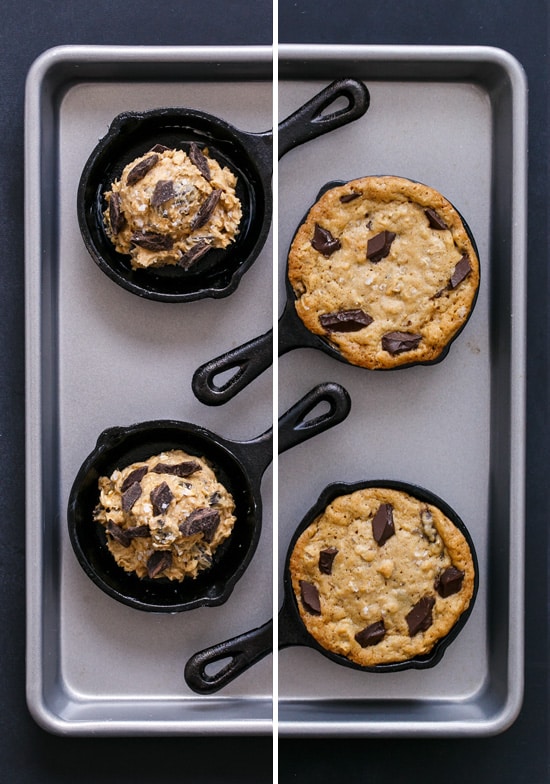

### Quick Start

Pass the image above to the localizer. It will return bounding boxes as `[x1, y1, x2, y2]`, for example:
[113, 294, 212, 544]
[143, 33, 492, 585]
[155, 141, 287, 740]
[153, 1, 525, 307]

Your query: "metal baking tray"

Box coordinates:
[25, 45, 275, 736]
[277, 45, 526, 736]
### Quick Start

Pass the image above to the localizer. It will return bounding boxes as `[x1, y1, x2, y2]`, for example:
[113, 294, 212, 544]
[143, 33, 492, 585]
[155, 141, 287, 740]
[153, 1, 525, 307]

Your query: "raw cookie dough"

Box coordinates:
[103, 144, 242, 269]
[289, 486, 475, 667]
[287, 176, 480, 369]
[94, 449, 237, 581]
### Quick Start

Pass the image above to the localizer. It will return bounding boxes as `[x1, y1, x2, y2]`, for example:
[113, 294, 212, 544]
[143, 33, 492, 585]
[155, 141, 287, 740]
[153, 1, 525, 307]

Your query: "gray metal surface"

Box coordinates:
[277, 45, 526, 736]
[25, 46, 274, 736]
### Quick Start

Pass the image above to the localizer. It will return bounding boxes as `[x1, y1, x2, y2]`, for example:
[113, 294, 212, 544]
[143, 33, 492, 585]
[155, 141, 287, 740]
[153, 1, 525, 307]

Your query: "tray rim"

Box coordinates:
[277, 42, 527, 738]
[24, 43, 275, 738]
[24, 42, 527, 738]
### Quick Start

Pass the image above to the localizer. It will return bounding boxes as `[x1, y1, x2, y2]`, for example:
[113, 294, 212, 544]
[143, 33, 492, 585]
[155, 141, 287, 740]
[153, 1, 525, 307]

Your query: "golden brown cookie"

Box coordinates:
[103, 144, 242, 269]
[94, 449, 236, 581]
[287, 176, 480, 369]
[289, 486, 476, 667]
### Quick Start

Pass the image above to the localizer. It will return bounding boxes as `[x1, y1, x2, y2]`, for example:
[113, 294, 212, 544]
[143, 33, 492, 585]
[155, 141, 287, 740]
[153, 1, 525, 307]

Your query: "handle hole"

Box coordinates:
[210, 365, 245, 392]
[317, 95, 352, 120]
[300, 398, 332, 425]
[204, 656, 234, 678]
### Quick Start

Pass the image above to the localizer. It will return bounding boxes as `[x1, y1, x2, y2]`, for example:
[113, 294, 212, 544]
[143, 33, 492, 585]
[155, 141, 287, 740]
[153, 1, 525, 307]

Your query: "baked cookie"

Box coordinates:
[94, 449, 236, 581]
[103, 144, 242, 270]
[289, 486, 476, 667]
[287, 176, 480, 369]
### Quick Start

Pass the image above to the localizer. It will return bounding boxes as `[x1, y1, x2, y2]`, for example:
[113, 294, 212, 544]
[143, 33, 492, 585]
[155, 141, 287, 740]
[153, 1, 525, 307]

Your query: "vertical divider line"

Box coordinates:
[272, 22, 279, 780]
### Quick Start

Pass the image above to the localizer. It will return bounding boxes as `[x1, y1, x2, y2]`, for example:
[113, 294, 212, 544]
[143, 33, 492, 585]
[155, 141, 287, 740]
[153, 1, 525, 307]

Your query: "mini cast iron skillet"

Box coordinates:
[67, 382, 351, 613]
[184, 479, 478, 693]
[192, 179, 480, 405]
[77, 80, 370, 303]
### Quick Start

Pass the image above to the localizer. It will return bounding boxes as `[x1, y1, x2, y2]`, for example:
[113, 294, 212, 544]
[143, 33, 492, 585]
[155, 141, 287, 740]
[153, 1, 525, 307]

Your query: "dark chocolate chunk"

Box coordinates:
[209, 491, 221, 505]
[190, 189, 222, 230]
[355, 619, 386, 647]
[319, 309, 374, 333]
[406, 596, 435, 636]
[318, 547, 338, 575]
[339, 192, 361, 203]
[121, 482, 142, 512]
[126, 154, 159, 186]
[299, 580, 321, 615]
[106, 520, 132, 547]
[126, 524, 150, 539]
[178, 240, 211, 270]
[435, 566, 465, 598]
[425, 208, 448, 230]
[381, 331, 422, 355]
[179, 508, 221, 542]
[188, 142, 212, 181]
[109, 192, 125, 235]
[130, 231, 174, 251]
[150, 482, 173, 516]
[121, 466, 148, 493]
[450, 254, 471, 288]
[150, 144, 170, 153]
[311, 223, 341, 257]
[366, 230, 396, 262]
[146, 550, 172, 578]
[372, 503, 395, 546]
[152, 460, 201, 478]
[151, 179, 175, 207]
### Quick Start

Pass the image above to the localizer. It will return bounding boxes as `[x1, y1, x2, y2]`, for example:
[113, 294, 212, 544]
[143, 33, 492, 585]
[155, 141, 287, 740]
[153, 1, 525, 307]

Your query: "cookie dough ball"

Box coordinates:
[94, 449, 236, 581]
[289, 486, 476, 667]
[103, 143, 242, 270]
[287, 176, 480, 369]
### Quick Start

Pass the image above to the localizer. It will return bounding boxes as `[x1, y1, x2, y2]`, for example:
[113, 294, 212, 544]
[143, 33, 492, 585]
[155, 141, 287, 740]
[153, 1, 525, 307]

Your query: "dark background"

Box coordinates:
[1, 0, 547, 781]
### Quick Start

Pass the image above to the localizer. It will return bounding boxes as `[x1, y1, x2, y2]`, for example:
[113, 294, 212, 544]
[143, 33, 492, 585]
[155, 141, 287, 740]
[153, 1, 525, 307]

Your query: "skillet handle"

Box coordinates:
[184, 620, 273, 694]
[278, 78, 370, 159]
[278, 381, 351, 454]
[192, 329, 273, 406]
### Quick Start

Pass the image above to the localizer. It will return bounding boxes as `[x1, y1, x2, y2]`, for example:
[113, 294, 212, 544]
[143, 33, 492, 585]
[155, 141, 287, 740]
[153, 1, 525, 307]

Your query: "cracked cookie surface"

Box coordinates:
[287, 176, 480, 369]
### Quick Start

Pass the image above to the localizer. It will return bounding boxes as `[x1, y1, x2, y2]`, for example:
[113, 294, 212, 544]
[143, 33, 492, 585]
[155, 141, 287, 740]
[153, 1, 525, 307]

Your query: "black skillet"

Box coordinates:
[77, 79, 370, 303]
[184, 478, 478, 693]
[191, 179, 480, 405]
[67, 382, 351, 613]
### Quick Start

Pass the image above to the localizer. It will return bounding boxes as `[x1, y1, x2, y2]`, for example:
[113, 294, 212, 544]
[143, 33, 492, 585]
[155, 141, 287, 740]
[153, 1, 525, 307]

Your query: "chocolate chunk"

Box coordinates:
[209, 491, 221, 505]
[450, 254, 471, 288]
[372, 503, 395, 546]
[126, 524, 150, 539]
[406, 596, 435, 636]
[146, 550, 172, 578]
[425, 208, 448, 230]
[381, 331, 422, 355]
[126, 154, 159, 185]
[151, 179, 175, 207]
[355, 619, 386, 647]
[121, 482, 142, 512]
[311, 224, 341, 257]
[299, 580, 321, 615]
[319, 309, 374, 333]
[150, 482, 173, 516]
[188, 142, 212, 181]
[339, 192, 361, 203]
[121, 466, 148, 493]
[130, 231, 174, 251]
[435, 566, 465, 598]
[152, 460, 201, 478]
[190, 189, 222, 230]
[178, 240, 211, 270]
[179, 508, 220, 542]
[150, 144, 170, 153]
[318, 547, 338, 575]
[106, 520, 132, 547]
[366, 230, 396, 262]
[109, 192, 125, 235]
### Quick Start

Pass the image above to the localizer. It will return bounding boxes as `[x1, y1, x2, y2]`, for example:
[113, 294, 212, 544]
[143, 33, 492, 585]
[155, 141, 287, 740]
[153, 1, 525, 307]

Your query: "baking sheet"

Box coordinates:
[25, 45, 274, 736]
[277, 45, 526, 736]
